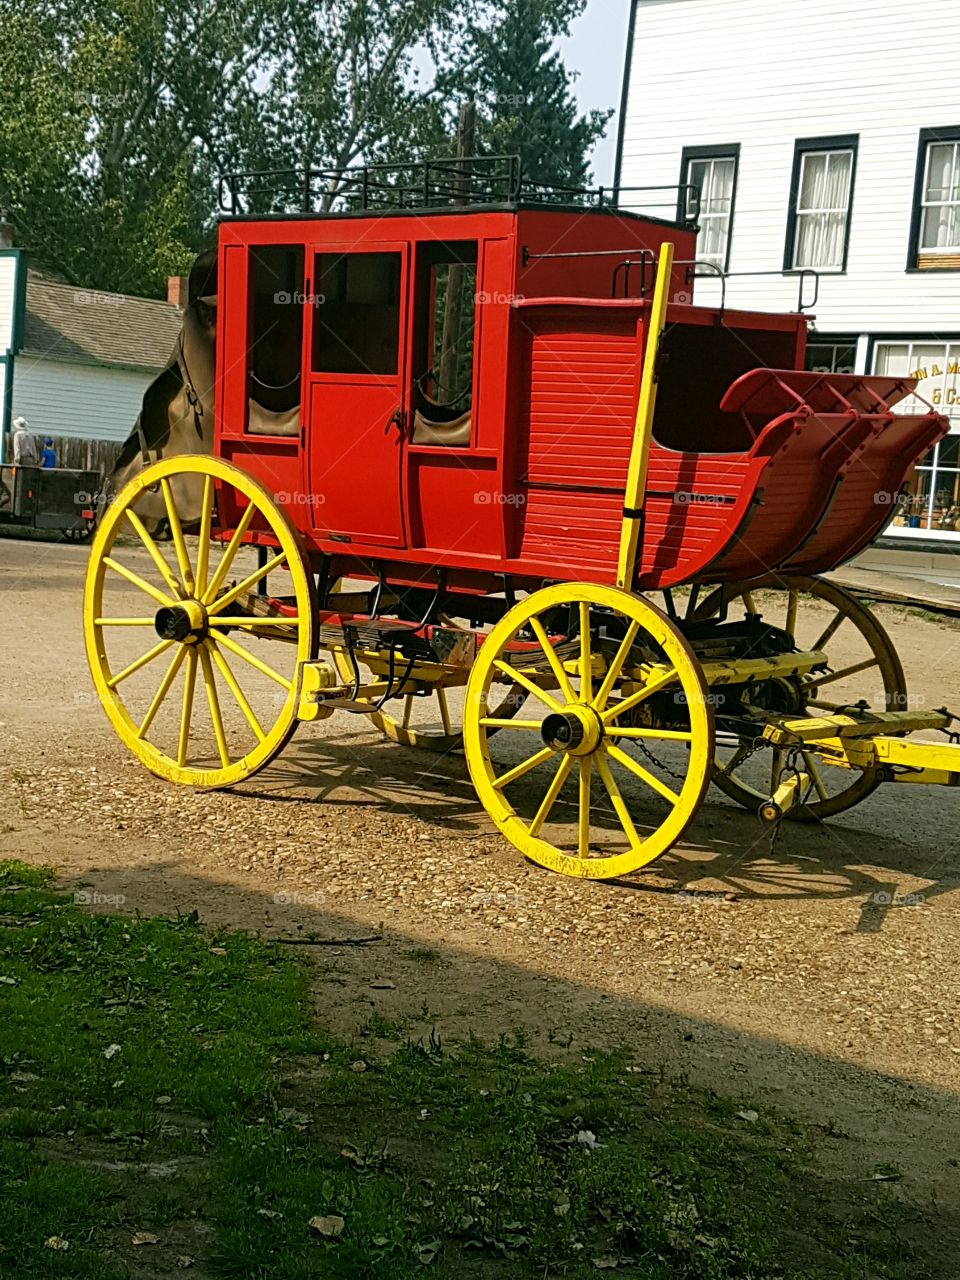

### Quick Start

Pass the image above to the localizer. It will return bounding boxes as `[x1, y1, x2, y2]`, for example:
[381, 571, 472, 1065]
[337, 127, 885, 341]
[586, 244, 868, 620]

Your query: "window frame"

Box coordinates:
[413, 240, 479, 415]
[677, 143, 740, 274]
[804, 334, 859, 374]
[311, 249, 403, 377]
[783, 135, 858, 275]
[907, 126, 960, 271]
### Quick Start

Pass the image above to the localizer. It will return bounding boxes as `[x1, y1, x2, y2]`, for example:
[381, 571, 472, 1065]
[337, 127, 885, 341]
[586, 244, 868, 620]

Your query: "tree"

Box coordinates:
[0, 0, 611, 297]
[464, 0, 610, 192]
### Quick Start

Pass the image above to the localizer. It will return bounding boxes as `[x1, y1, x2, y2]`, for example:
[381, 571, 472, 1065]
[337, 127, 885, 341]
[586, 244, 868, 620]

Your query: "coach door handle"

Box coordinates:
[386, 407, 406, 437]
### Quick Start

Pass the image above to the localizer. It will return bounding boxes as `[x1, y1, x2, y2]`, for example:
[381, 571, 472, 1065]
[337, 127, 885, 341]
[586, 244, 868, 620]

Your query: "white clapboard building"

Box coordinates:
[0, 240, 182, 467]
[616, 0, 960, 548]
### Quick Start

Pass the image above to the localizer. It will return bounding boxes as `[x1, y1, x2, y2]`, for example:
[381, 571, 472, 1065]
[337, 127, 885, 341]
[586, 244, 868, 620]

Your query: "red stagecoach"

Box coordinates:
[83, 157, 959, 880]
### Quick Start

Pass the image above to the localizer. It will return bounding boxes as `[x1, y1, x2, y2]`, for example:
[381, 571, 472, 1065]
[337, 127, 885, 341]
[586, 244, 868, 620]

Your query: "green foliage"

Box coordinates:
[0, 0, 609, 297]
[465, 0, 611, 190]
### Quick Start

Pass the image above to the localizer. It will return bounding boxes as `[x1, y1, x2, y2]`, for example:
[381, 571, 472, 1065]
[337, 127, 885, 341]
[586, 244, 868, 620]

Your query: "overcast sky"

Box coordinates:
[558, 0, 633, 185]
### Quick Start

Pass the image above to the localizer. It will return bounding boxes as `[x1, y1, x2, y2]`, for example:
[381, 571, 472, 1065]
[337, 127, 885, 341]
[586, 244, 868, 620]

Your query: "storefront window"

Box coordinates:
[873, 340, 960, 537]
[806, 339, 856, 373]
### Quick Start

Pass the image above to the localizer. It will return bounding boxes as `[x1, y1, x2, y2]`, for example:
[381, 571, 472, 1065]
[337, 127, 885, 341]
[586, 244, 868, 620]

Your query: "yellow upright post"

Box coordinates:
[616, 241, 674, 589]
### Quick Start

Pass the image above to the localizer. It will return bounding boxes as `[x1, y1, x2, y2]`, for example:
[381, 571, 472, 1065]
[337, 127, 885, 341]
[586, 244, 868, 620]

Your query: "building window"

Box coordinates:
[785, 137, 857, 273]
[873, 340, 960, 537]
[806, 338, 857, 374]
[679, 145, 739, 272]
[909, 128, 960, 269]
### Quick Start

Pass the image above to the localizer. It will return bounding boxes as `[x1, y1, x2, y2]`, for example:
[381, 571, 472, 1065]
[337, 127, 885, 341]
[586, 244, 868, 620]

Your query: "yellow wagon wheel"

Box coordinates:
[693, 574, 906, 820]
[83, 456, 317, 788]
[332, 635, 526, 753]
[463, 583, 714, 880]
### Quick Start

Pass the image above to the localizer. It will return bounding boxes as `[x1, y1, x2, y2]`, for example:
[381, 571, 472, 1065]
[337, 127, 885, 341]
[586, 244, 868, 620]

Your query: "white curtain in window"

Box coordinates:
[921, 142, 960, 250]
[690, 157, 734, 267]
[794, 151, 851, 270]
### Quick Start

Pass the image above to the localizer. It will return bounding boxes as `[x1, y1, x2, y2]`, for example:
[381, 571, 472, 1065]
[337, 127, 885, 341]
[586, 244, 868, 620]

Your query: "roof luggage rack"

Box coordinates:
[218, 153, 700, 226]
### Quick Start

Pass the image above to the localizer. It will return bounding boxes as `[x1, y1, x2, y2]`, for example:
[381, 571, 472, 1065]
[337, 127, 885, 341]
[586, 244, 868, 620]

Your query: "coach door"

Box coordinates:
[304, 244, 408, 547]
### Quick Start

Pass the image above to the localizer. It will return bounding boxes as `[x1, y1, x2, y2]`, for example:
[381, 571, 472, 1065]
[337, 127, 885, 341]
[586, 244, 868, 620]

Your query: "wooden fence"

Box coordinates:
[4, 435, 123, 476]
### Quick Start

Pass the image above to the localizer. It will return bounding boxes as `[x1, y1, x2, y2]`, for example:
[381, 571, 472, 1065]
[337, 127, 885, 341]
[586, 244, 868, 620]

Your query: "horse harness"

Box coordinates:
[135, 310, 209, 468]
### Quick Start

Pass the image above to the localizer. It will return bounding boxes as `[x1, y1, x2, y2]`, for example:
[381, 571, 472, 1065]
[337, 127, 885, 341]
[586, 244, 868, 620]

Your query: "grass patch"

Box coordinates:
[0, 861, 939, 1277]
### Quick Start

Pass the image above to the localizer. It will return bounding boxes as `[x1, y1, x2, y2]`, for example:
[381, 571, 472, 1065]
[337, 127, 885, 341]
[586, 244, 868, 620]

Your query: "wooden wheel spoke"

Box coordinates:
[207, 616, 300, 628]
[160, 477, 195, 594]
[606, 742, 681, 805]
[195, 474, 214, 597]
[124, 508, 182, 597]
[785, 589, 799, 638]
[106, 637, 174, 689]
[207, 552, 287, 616]
[202, 503, 257, 605]
[137, 646, 187, 739]
[214, 630, 292, 691]
[104, 556, 172, 608]
[812, 609, 845, 653]
[801, 749, 829, 801]
[806, 656, 878, 688]
[530, 616, 575, 702]
[607, 726, 693, 742]
[593, 619, 640, 710]
[492, 744, 555, 791]
[207, 641, 267, 742]
[528, 755, 574, 837]
[177, 647, 199, 767]
[199, 645, 230, 769]
[579, 602, 593, 703]
[480, 718, 545, 730]
[577, 757, 592, 856]
[596, 750, 640, 850]
[600, 666, 678, 724]
[492, 661, 563, 713]
[95, 618, 155, 626]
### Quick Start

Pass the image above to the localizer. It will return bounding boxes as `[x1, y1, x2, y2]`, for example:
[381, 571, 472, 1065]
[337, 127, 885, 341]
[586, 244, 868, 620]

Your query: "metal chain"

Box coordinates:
[632, 736, 696, 785]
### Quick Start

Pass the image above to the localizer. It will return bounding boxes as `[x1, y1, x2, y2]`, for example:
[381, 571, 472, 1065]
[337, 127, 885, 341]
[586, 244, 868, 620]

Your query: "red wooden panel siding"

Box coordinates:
[522, 314, 639, 487]
[520, 489, 625, 575]
[517, 311, 640, 574]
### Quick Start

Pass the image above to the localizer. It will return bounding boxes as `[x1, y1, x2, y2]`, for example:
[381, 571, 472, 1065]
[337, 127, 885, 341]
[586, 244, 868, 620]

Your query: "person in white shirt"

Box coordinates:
[11, 417, 39, 467]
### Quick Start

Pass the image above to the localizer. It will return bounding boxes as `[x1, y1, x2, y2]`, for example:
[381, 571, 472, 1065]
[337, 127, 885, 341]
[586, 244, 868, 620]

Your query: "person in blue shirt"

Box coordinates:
[40, 437, 56, 468]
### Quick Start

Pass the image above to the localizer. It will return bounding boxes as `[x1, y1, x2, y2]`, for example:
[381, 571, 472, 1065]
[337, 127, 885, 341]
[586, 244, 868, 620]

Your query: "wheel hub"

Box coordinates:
[541, 704, 604, 756]
[154, 599, 207, 644]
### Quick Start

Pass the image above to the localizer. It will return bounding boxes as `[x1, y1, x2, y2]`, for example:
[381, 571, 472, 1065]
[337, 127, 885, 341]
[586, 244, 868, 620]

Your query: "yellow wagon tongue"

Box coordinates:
[617, 241, 674, 590]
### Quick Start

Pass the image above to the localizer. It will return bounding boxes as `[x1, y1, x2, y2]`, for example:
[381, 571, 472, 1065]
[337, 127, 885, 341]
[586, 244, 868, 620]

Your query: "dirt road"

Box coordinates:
[2, 534, 959, 1219]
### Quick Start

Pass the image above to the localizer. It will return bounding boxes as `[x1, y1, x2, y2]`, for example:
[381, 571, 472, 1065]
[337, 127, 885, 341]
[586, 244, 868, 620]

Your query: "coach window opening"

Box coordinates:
[312, 251, 402, 375]
[411, 240, 478, 446]
[246, 246, 304, 436]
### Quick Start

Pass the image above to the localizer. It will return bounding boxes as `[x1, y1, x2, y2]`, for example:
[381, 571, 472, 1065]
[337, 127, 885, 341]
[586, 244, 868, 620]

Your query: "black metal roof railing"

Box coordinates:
[217, 153, 700, 226]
